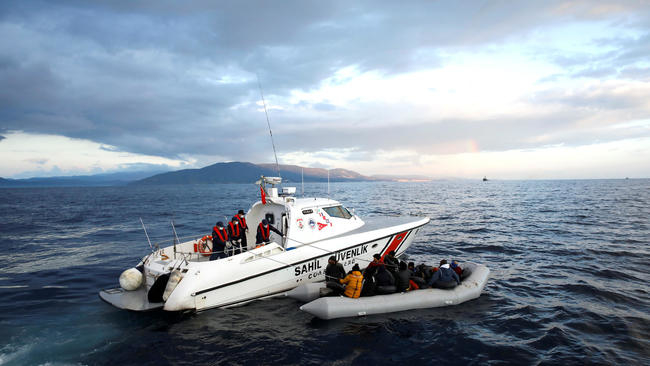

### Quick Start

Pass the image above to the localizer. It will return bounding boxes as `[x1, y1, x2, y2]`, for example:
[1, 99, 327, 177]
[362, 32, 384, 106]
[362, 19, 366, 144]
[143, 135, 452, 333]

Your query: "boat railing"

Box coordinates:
[152, 233, 207, 248]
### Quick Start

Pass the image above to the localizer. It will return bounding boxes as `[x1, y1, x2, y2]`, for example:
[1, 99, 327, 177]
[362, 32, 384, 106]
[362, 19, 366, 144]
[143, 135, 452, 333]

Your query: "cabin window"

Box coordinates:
[322, 205, 352, 219]
[265, 213, 275, 225]
[302, 209, 313, 215]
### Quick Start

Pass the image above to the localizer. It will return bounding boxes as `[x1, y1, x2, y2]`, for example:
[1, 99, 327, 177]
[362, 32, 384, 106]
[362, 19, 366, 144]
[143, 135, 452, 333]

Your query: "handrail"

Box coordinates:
[152, 233, 208, 247]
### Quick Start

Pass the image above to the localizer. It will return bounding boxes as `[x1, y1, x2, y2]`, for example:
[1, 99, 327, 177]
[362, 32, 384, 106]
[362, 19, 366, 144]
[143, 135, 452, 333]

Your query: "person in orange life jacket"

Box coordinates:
[233, 210, 248, 250]
[339, 264, 363, 298]
[210, 221, 229, 261]
[255, 219, 282, 245]
[228, 216, 243, 255]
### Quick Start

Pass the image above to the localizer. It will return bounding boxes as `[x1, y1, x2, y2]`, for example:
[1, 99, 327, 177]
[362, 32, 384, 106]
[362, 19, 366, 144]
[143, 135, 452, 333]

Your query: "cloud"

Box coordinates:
[1, 0, 649, 178]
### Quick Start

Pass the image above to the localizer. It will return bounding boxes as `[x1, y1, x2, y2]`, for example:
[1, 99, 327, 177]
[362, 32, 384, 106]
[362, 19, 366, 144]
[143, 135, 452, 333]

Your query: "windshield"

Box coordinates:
[322, 205, 352, 219]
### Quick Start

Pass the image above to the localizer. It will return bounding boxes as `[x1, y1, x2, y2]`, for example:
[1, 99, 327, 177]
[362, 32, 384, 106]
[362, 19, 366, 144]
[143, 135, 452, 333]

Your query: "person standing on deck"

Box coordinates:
[228, 216, 243, 255]
[255, 219, 282, 246]
[210, 222, 229, 261]
[233, 210, 248, 250]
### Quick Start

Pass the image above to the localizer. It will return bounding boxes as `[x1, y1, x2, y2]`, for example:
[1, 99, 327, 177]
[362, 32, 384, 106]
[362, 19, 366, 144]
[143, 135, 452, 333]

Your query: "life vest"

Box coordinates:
[194, 235, 212, 257]
[212, 226, 228, 242]
[258, 223, 270, 241]
[234, 215, 247, 230]
[229, 221, 241, 238]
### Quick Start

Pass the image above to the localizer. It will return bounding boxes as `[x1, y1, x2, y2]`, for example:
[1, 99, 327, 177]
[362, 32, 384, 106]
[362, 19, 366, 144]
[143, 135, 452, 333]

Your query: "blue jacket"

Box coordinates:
[427, 266, 460, 287]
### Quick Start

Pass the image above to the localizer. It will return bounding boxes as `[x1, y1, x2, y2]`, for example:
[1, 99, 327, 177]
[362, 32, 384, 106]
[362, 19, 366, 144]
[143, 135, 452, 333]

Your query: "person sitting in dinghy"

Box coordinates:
[408, 262, 427, 288]
[451, 260, 463, 277]
[210, 222, 229, 261]
[325, 256, 347, 295]
[339, 264, 363, 298]
[395, 261, 412, 292]
[363, 254, 384, 278]
[375, 265, 397, 294]
[256, 219, 282, 246]
[427, 259, 460, 289]
[383, 250, 399, 276]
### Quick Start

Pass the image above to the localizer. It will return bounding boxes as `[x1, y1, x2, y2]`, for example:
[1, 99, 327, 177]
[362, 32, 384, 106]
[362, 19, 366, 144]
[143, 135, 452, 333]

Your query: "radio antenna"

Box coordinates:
[256, 74, 281, 180]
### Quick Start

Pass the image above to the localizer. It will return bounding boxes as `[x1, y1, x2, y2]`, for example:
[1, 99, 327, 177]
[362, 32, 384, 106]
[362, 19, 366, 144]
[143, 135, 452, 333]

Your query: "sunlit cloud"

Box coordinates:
[1, 1, 649, 179]
[0, 131, 188, 178]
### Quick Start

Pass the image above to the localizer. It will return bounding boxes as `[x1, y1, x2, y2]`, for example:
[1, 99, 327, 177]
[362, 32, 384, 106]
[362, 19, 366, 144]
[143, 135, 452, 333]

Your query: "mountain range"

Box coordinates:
[0, 162, 431, 187]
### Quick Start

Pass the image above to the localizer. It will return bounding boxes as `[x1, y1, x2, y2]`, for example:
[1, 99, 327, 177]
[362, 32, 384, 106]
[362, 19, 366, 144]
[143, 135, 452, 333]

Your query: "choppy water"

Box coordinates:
[0, 180, 649, 365]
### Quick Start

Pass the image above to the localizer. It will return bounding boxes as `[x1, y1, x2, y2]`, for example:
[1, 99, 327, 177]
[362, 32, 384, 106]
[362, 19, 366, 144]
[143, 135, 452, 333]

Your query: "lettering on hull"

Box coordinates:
[294, 259, 323, 276]
[292, 244, 369, 280]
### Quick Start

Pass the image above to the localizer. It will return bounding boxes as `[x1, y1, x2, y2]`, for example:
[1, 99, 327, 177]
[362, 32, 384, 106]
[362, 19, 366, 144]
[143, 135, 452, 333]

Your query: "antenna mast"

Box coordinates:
[301, 167, 304, 197]
[256, 74, 281, 180]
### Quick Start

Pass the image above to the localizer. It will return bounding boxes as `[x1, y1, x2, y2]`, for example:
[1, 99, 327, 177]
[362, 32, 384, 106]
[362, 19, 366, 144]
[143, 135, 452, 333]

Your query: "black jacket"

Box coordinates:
[375, 268, 395, 287]
[395, 269, 411, 292]
[325, 262, 346, 281]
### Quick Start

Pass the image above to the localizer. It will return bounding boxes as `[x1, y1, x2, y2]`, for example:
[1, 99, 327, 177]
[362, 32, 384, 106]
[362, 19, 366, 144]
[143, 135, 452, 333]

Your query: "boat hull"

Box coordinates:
[298, 262, 490, 319]
[98, 287, 163, 311]
[165, 217, 429, 311]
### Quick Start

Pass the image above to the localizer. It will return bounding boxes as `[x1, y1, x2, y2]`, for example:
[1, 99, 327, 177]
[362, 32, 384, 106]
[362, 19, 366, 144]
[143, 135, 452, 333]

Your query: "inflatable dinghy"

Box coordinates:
[297, 262, 489, 320]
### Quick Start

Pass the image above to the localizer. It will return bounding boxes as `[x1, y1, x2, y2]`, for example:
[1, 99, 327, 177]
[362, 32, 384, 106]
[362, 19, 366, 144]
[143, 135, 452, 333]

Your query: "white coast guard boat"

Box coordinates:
[99, 177, 430, 312]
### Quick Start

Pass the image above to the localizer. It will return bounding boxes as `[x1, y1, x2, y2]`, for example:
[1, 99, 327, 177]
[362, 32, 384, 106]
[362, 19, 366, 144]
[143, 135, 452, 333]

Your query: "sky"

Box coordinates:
[1, 0, 649, 179]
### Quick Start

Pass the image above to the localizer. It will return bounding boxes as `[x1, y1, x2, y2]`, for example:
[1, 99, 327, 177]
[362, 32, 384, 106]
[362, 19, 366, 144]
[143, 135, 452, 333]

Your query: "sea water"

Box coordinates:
[0, 180, 648, 365]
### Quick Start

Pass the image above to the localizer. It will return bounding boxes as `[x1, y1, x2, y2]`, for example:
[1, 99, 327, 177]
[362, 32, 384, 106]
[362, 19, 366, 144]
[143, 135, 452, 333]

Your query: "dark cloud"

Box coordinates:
[1, 0, 649, 167]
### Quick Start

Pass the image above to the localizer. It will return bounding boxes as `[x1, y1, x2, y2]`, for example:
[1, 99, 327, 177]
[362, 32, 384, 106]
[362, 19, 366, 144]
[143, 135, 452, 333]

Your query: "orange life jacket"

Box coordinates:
[212, 226, 228, 242]
[258, 223, 270, 241]
[234, 215, 247, 229]
[229, 221, 240, 237]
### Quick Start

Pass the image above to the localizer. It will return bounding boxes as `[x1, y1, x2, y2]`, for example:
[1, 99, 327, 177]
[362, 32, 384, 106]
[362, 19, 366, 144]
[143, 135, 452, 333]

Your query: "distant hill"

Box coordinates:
[0, 162, 426, 188]
[370, 174, 432, 182]
[132, 162, 380, 185]
[0, 170, 168, 188]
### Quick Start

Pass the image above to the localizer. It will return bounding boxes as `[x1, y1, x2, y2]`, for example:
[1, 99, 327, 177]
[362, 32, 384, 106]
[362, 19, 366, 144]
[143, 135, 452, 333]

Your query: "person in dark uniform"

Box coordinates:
[233, 210, 248, 250]
[228, 216, 243, 255]
[255, 219, 282, 245]
[210, 221, 228, 261]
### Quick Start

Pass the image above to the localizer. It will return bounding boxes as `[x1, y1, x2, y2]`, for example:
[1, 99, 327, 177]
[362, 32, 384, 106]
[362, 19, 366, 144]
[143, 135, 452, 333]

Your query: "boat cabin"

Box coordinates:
[243, 184, 364, 249]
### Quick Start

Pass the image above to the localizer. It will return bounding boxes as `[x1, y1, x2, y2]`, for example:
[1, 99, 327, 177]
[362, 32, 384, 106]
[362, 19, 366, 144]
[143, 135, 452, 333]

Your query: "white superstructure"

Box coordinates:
[100, 177, 430, 312]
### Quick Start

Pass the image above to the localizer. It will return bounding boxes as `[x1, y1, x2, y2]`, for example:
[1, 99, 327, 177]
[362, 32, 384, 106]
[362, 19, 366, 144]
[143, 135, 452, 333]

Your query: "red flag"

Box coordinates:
[260, 186, 267, 204]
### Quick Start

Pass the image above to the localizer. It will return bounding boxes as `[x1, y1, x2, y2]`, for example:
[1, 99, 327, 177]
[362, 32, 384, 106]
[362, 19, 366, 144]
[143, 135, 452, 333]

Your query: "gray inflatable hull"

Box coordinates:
[299, 262, 489, 320]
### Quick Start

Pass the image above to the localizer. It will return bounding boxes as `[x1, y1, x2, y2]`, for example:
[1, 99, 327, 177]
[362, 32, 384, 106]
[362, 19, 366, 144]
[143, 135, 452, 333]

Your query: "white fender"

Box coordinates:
[119, 268, 143, 291]
[163, 270, 183, 301]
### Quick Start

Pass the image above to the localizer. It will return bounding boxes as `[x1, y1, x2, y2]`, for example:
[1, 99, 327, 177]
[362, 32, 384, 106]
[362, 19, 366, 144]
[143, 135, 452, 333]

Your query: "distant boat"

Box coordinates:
[482, 176, 488, 181]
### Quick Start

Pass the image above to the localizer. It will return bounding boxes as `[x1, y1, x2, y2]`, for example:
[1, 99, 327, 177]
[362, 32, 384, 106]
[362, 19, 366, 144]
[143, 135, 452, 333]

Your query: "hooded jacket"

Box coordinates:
[427, 264, 460, 288]
[340, 271, 363, 298]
